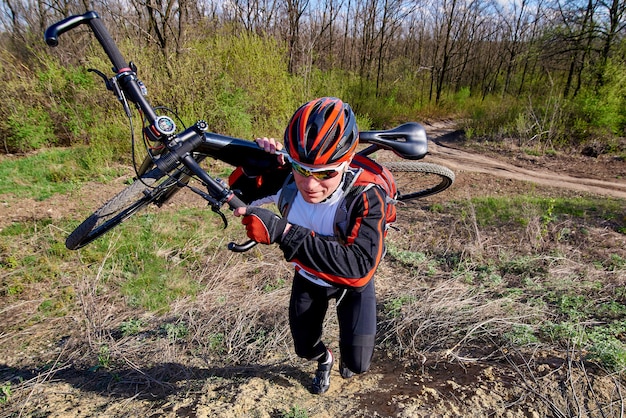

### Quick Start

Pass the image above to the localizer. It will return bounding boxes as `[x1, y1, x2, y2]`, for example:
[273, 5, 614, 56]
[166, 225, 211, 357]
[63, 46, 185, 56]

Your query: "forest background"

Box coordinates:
[0, 0, 624, 159]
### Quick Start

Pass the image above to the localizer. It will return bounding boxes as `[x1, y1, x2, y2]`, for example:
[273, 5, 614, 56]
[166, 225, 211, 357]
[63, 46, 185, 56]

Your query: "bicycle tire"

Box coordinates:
[66, 167, 178, 249]
[382, 161, 455, 201]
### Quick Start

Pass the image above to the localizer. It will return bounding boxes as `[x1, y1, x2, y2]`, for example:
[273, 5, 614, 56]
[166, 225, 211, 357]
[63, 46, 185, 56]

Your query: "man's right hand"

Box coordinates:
[256, 137, 287, 165]
[238, 207, 289, 245]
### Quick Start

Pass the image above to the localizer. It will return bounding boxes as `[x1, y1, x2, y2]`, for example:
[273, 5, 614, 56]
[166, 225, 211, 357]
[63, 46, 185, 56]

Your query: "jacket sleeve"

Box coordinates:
[278, 186, 387, 289]
[228, 165, 291, 204]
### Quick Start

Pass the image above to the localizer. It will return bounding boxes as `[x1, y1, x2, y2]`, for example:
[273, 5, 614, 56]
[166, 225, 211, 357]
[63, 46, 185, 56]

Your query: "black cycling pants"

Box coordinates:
[288, 273, 376, 374]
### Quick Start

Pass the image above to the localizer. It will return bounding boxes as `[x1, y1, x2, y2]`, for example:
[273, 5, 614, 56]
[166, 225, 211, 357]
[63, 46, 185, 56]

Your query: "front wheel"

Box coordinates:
[65, 167, 182, 249]
[382, 161, 455, 201]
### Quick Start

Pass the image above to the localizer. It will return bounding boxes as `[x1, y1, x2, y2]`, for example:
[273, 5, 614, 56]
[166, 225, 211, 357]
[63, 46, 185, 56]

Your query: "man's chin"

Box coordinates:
[302, 193, 325, 203]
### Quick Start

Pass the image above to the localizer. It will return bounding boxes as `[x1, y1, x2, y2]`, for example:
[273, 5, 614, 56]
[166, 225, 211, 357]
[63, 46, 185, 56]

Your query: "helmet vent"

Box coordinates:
[307, 125, 319, 143]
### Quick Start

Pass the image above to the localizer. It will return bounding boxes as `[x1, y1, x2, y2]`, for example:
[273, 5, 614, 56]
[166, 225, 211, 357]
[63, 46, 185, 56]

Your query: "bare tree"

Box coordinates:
[546, 0, 598, 98]
[497, 0, 537, 96]
[374, 0, 416, 97]
[310, 0, 344, 70]
[226, 0, 279, 33]
[515, 1, 544, 97]
[357, 0, 378, 82]
[128, 0, 177, 53]
[595, 0, 626, 87]
[1, 0, 624, 124]
[284, 0, 310, 74]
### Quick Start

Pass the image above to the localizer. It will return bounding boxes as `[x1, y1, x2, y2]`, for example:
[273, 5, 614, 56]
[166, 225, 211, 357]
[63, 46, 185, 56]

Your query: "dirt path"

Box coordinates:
[424, 121, 626, 199]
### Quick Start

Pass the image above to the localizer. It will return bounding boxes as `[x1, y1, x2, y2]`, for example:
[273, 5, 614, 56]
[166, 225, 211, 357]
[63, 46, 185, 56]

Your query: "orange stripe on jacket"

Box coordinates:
[292, 187, 385, 289]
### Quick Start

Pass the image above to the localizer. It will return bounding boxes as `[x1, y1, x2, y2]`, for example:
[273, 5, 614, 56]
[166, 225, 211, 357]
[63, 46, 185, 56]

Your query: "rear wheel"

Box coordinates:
[65, 167, 188, 250]
[382, 161, 455, 201]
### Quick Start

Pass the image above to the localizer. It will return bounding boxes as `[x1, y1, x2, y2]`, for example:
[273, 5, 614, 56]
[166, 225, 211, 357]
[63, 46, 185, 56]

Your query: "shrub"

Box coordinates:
[5, 105, 56, 152]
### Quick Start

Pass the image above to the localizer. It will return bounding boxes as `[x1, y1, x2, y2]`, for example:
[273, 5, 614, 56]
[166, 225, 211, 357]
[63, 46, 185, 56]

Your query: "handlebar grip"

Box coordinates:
[226, 193, 246, 210]
[44, 11, 129, 72]
[227, 240, 258, 252]
[87, 17, 128, 72]
[44, 11, 99, 47]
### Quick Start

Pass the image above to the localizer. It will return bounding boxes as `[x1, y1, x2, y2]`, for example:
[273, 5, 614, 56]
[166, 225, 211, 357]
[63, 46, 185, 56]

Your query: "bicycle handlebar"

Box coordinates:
[45, 11, 253, 247]
[45, 11, 158, 122]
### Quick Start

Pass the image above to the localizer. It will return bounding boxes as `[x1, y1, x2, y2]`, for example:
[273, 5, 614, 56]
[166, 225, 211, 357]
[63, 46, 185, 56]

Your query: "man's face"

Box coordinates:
[291, 160, 348, 203]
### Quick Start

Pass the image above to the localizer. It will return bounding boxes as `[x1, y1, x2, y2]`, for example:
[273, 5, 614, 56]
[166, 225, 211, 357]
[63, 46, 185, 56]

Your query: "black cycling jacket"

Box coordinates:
[279, 184, 387, 289]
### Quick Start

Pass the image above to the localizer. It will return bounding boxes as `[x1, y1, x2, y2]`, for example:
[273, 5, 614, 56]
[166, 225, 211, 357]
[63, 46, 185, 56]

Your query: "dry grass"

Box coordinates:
[1, 186, 626, 415]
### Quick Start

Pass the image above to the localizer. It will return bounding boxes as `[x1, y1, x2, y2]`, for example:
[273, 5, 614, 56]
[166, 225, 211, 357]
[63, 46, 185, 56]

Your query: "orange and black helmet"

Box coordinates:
[284, 97, 359, 166]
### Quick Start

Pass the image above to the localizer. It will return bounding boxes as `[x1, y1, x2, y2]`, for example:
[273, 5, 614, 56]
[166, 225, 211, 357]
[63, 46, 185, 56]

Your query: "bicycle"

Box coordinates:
[44, 11, 455, 252]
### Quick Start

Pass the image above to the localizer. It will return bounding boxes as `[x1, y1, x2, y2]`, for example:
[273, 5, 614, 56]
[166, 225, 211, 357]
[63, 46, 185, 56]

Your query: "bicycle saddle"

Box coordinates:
[359, 122, 428, 160]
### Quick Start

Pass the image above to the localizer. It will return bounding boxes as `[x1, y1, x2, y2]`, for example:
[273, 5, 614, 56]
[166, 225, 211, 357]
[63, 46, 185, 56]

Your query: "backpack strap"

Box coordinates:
[277, 173, 298, 217]
[333, 169, 374, 243]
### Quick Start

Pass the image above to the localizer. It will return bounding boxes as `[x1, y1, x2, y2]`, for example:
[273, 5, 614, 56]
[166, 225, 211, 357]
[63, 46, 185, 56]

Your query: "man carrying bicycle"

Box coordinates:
[233, 97, 388, 394]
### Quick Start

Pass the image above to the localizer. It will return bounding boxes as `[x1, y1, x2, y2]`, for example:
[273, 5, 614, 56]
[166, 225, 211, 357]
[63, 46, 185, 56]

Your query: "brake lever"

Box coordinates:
[87, 68, 111, 90]
[211, 205, 228, 228]
[110, 77, 132, 118]
[87, 68, 132, 117]
[187, 170, 259, 252]
[187, 185, 229, 228]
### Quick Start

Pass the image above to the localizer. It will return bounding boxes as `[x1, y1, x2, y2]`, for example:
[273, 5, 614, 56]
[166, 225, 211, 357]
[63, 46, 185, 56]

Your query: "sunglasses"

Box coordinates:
[289, 159, 347, 180]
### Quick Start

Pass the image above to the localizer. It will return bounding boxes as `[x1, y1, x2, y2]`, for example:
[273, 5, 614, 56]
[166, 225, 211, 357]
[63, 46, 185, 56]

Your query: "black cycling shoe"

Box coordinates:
[339, 357, 354, 379]
[310, 350, 333, 394]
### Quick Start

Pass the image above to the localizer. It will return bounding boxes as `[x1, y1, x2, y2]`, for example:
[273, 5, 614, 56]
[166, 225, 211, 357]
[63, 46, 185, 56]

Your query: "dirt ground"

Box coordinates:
[1, 121, 626, 417]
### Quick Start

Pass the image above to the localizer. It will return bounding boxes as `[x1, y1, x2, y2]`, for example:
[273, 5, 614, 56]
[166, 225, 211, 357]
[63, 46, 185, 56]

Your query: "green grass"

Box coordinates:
[458, 195, 625, 232]
[279, 406, 309, 418]
[0, 147, 127, 200]
[1, 148, 626, 385]
[385, 193, 626, 371]
[78, 208, 228, 313]
[119, 318, 144, 336]
[0, 204, 230, 319]
[0, 382, 12, 404]
[0, 220, 72, 299]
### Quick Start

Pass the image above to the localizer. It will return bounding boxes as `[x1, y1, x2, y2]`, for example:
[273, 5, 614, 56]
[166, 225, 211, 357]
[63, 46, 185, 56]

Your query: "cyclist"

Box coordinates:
[233, 97, 388, 394]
